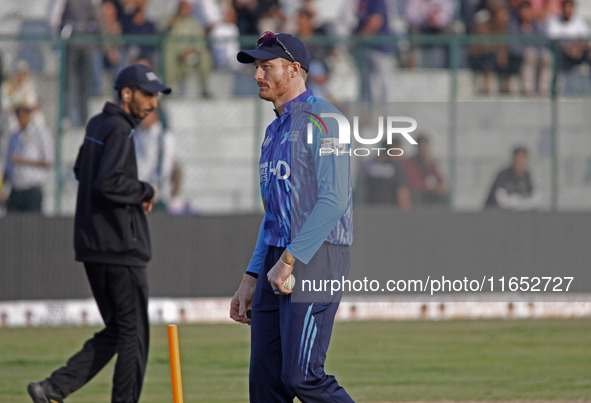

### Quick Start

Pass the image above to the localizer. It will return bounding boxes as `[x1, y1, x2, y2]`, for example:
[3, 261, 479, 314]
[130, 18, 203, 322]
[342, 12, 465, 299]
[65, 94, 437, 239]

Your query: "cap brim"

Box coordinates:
[237, 48, 286, 64]
[138, 81, 172, 95]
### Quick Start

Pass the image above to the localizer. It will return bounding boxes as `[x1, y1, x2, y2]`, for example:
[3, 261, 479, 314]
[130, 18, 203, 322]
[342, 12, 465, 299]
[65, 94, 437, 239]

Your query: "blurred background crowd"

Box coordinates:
[0, 0, 590, 215]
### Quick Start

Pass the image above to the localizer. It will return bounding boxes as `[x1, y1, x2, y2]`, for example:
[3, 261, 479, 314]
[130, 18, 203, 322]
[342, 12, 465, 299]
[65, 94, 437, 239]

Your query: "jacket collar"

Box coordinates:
[273, 90, 314, 118]
[103, 102, 138, 128]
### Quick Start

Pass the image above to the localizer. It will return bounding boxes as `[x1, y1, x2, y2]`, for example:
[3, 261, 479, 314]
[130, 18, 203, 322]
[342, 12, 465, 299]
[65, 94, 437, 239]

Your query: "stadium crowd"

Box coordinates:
[42, 0, 591, 102]
[1, 0, 588, 213]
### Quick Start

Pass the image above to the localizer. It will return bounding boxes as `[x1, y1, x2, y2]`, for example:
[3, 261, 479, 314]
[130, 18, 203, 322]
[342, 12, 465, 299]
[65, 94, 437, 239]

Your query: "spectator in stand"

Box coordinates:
[256, 0, 285, 33]
[233, 0, 284, 38]
[1, 59, 45, 132]
[120, 0, 158, 66]
[233, 0, 259, 37]
[2, 60, 38, 113]
[403, 134, 448, 206]
[353, 0, 395, 103]
[98, 1, 126, 88]
[507, 0, 524, 14]
[358, 139, 411, 209]
[193, 0, 241, 70]
[296, 5, 337, 102]
[166, 159, 194, 215]
[405, 0, 457, 35]
[134, 107, 190, 214]
[462, 0, 487, 34]
[104, 0, 125, 17]
[468, 0, 521, 94]
[134, 109, 175, 210]
[163, 0, 213, 97]
[1, 106, 54, 213]
[529, 0, 561, 20]
[508, 0, 553, 95]
[192, 0, 220, 30]
[297, 6, 335, 69]
[485, 146, 541, 210]
[545, 0, 591, 71]
[49, 0, 99, 127]
[306, 60, 335, 102]
[404, 0, 457, 68]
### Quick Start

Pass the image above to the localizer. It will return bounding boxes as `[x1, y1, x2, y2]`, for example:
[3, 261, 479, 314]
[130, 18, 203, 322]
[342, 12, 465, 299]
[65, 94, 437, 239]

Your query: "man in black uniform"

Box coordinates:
[485, 146, 540, 210]
[28, 64, 171, 403]
[359, 139, 412, 209]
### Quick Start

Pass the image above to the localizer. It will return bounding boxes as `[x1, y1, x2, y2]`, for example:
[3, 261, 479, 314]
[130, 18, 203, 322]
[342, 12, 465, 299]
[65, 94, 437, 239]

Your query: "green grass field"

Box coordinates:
[1, 319, 590, 402]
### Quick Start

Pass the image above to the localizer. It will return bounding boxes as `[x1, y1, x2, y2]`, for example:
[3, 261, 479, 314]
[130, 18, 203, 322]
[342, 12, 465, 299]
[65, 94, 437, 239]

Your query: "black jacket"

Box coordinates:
[73, 102, 155, 267]
[485, 167, 533, 207]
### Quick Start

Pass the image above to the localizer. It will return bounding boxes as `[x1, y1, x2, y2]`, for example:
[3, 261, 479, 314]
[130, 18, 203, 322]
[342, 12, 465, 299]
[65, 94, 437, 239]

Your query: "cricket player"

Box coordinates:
[230, 32, 355, 402]
[28, 64, 171, 403]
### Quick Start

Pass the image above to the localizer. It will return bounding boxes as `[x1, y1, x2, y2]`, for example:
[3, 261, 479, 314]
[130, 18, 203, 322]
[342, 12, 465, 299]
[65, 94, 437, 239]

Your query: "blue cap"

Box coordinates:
[114, 64, 171, 94]
[237, 33, 311, 72]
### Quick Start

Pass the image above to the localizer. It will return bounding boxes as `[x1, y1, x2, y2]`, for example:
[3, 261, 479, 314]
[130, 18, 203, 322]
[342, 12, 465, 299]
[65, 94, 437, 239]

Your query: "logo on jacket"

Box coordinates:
[260, 160, 290, 181]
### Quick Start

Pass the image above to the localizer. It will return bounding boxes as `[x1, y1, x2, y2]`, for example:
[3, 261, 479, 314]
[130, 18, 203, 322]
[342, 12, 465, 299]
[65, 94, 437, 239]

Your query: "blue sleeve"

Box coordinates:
[287, 118, 350, 264]
[246, 216, 270, 275]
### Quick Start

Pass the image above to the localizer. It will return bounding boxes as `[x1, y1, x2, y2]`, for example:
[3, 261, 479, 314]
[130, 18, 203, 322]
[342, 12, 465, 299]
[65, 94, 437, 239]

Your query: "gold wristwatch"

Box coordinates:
[281, 250, 296, 266]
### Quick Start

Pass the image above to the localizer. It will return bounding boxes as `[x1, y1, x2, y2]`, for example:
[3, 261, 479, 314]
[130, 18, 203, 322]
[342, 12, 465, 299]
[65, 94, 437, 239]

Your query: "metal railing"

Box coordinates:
[0, 33, 590, 214]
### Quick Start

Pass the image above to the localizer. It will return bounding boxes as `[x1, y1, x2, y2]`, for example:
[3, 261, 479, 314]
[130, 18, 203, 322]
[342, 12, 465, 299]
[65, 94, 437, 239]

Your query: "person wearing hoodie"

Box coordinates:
[27, 64, 171, 403]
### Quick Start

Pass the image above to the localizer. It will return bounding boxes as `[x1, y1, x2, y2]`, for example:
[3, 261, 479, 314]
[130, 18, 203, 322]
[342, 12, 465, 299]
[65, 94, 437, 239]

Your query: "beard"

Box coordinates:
[258, 68, 292, 102]
[130, 102, 152, 123]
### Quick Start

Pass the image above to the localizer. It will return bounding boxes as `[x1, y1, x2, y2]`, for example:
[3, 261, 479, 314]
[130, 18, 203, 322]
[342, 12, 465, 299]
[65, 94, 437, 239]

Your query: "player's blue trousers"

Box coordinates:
[249, 244, 355, 402]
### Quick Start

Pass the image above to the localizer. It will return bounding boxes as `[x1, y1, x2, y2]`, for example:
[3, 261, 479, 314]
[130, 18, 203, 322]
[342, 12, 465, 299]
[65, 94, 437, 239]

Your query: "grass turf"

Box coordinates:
[1, 319, 590, 402]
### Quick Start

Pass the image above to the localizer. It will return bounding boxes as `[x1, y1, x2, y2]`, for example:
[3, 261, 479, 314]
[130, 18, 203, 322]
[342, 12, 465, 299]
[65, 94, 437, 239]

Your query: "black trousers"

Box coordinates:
[48, 263, 150, 403]
[6, 187, 42, 212]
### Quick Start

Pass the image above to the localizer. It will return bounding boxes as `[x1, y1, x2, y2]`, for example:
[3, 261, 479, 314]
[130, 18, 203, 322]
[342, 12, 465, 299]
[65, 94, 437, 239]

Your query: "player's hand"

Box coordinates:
[143, 198, 154, 214]
[230, 274, 257, 325]
[143, 188, 157, 214]
[267, 258, 293, 295]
